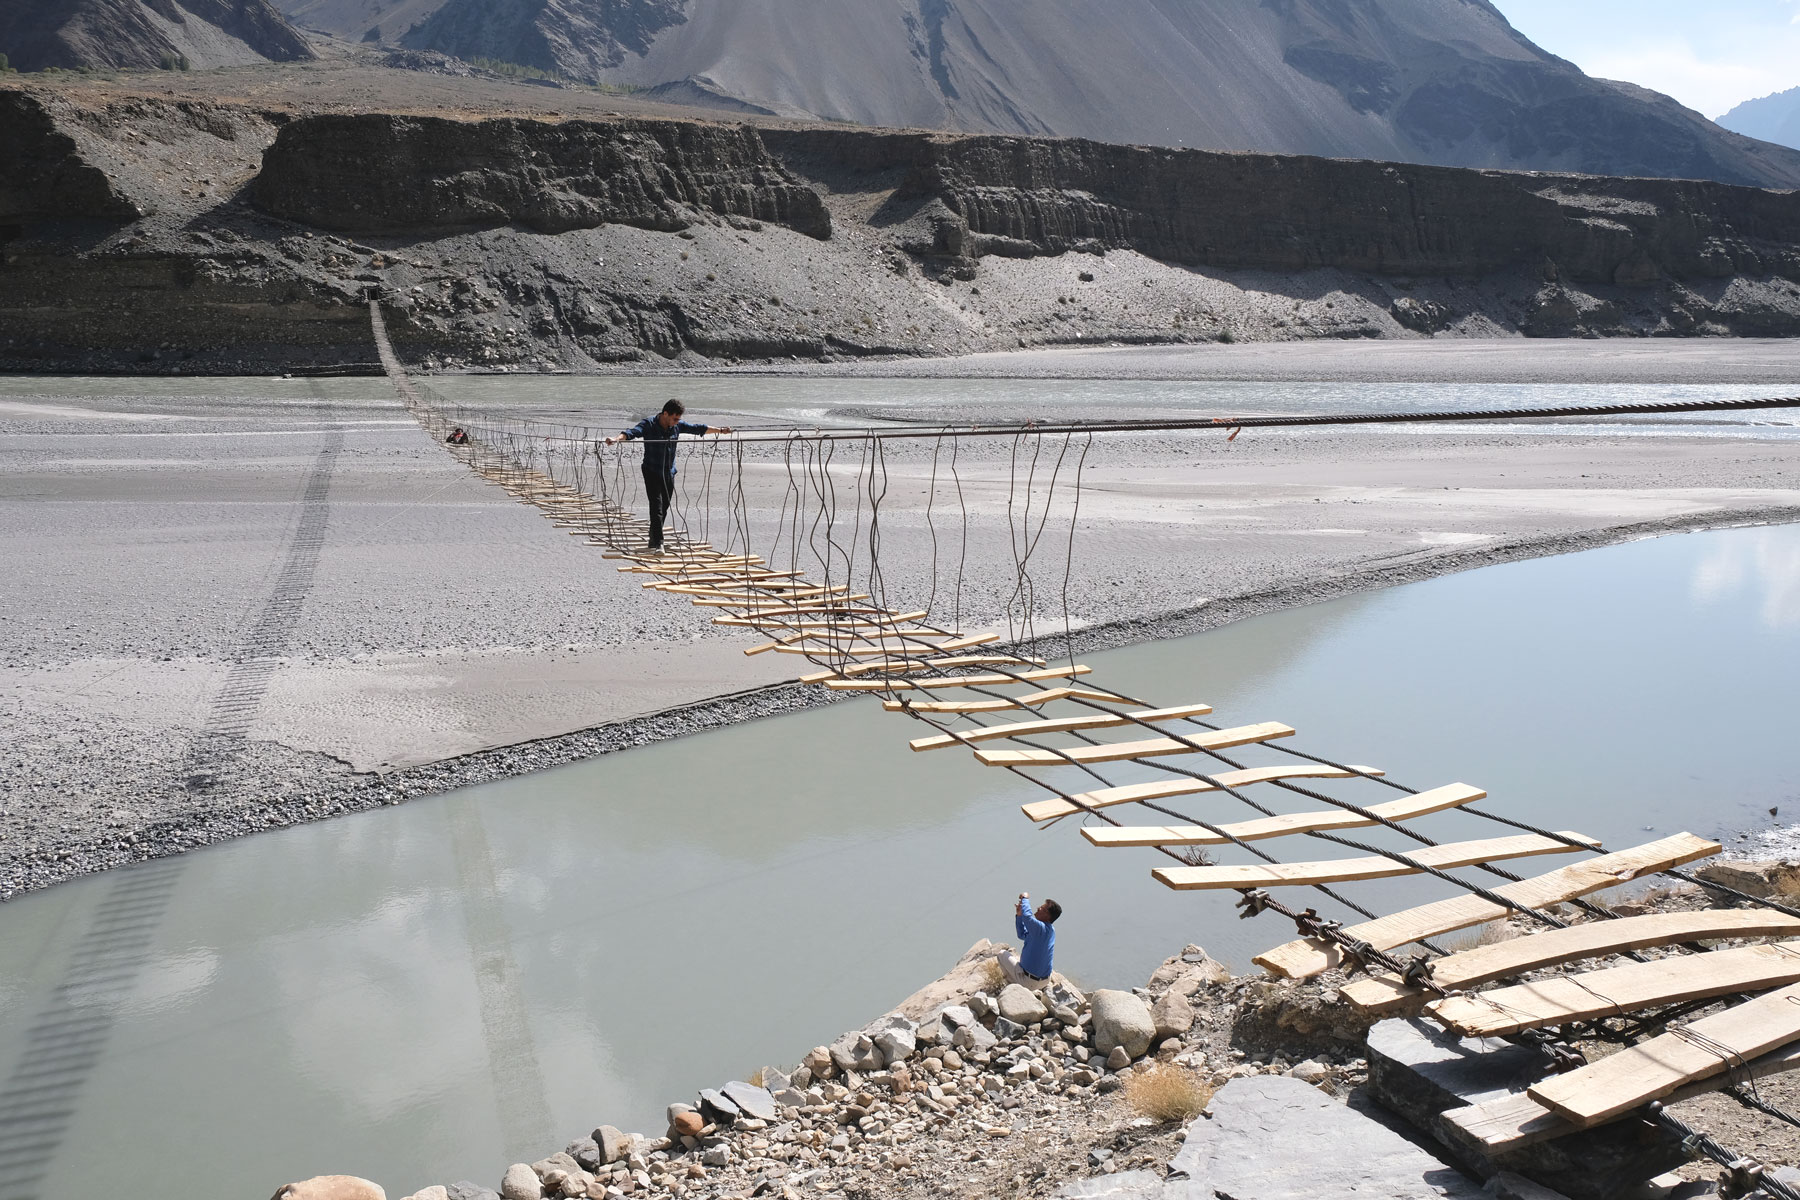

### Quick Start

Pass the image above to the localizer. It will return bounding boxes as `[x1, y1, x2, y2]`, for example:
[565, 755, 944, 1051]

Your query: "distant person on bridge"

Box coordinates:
[1000, 891, 1060, 989]
[603, 399, 732, 551]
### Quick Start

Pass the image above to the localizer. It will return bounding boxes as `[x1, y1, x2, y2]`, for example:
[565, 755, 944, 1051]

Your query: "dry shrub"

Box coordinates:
[978, 957, 1005, 991]
[747, 1067, 765, 1088]
[1123, 1064, 1214, 1124]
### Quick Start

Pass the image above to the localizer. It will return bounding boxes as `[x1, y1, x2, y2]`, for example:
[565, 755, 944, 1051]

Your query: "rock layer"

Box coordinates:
[254, 114, 831, 238]
[5, 86, 1800, 374]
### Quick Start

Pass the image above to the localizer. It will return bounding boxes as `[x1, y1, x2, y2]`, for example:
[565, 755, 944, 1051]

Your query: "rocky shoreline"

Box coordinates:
[299, 859, 1800, 1200]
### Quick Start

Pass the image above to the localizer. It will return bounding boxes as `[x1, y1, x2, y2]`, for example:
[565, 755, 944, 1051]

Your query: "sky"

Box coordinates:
[1492, 0, 1800, 118]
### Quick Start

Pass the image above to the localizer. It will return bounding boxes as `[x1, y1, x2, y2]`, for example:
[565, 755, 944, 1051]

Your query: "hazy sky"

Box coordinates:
[1493, 0, 1800, 118]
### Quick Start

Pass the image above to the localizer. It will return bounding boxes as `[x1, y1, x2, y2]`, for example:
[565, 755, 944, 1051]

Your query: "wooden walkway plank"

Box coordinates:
[690, 593, 870, 606]
[819, 664, 1092, 691]
[1428, 941, 1800, 1037]
[884, 687, 1142, 713]
[1341, 910, 1800, 1019]
[908, 702, 1215, 752]
[716, 611, 925, 630]
[799, 654, 1048, 683]
[1023, 764, 1385, 824]
[1446, 1040, 1800, 1153]
[1528, 980, 1800, 1129]
[974, 721, 1295, 767]
[1253, 833, 1723, 979]
[1152, 832, 1597, 891]
[766, 633, 998, 657]
[1081, 782, 1479, 848]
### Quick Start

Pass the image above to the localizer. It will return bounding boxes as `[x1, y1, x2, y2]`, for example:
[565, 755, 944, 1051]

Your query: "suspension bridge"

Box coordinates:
[373, 302, 1800, 1196]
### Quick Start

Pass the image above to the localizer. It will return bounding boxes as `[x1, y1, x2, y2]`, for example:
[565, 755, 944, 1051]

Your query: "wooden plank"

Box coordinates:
[744, 624, 946, 655]
[798, 654, 1048, 683]
[884, 688, 1144, 714]
[973, 721, 1294, 767]
[1253, 833, 1723, 979]
[658, 583, 852, 598]
[1023, 764, 1387, 823]
[716, 611, 924, 629]
[819, 664, 1092, 691]
[766, 633, 998, 657]
[908, 703, 1215, 752]
[1428, 941, 1800, 1037]
[832, 648, 1035, 676]
[1153, 832, 1597, 891]
[1341, 909, 1800, 1019]
[691, 594, 876, 608]
[1528, 980, 1800, 1129]
[1081, 782, 1480, 848]
[1446, 1040, 1800, 1153]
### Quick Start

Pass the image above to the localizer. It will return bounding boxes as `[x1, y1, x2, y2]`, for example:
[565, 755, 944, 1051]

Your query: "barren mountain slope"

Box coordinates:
[0, 0, 315, 71]
[384, 0, 1800, 187]
[1719, 87, 1800, 153]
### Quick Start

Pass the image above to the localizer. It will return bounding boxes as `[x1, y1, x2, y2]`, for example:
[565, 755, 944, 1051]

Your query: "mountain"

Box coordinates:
[1718, 87, 1800, 153]
[382, 0, 1800, 188]
[0, 0, 315, 71]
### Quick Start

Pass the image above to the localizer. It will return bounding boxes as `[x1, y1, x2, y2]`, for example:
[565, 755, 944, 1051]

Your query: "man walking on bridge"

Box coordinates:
[1000, 891, 1060, 990]
[604, 399, 731, 551]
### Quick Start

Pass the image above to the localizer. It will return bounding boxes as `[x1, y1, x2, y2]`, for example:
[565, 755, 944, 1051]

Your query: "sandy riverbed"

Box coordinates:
[3, 340, 1799, 899]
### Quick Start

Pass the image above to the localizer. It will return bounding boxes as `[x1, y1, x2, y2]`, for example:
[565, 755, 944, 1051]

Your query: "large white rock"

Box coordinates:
[272, 1177, 387, 1200]
[1089, 989, 1155, 1059]
[998, 983, 1050, 1024]
[499, 1163, 540, 1200]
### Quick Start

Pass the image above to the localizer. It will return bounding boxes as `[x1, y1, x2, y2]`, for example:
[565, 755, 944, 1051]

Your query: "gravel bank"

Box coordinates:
[4, 366, 1800, 901]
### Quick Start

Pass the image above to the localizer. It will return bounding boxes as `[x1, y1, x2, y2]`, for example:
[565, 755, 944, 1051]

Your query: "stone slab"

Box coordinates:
[1366, 1018, 1684, 1200]
[1167, 1075, 1486, 1199]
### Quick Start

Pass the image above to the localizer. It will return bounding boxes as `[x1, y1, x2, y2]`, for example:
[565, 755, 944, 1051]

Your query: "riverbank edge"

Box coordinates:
[5, 503, 1798, 903]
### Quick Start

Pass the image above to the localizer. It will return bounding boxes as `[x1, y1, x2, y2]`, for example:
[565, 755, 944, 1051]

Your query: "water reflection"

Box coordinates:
[1693, 527, 1800, 629]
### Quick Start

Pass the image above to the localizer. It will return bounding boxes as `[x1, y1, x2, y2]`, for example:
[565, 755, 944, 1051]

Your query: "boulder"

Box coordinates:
[953, 1021, 998, 1053]
[1090, 989, 1156, 1059]
[829, 1031, 885, 1073]
[804, 1046, 836, 1079]
[669, 1110, 705, 1139]
[720, 1080, 779, 1122]
[870, 1014, 919, 1063]
[566, 1139, 600, 1171]
[446, 1185, 500, 1200]
[994, 1016, 1025, 1040]
[1287, 1059, 1329, 1084]
[400, 1189, 449, 1200]
[936, 1004, 977, 1033]
[498, 1164, 539, 1200]
[1485, 1174, 1574, 1200]
[1151, 990, 1194, 1041]
[271, 1178, 387, 1200]
[593, 1126, 631, 1165]
[1105, 1046, 1131, 1071]
[893, 939, 1013, 1021]
[529, 1154, 579, 1181]
[998, 984, 1050, 1024]
[1694, 859, 1800, 901]
[697, 1087, 741, 1124]
[759, 1067, 791, 1094]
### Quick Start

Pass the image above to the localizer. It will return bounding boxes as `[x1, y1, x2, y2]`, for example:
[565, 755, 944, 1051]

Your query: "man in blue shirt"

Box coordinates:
[603, 399, 732, 551]
[1000, 891, 1061, 989]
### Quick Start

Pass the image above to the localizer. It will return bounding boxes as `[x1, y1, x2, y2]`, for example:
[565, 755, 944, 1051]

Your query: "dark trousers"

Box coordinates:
[642, 465, 674, 547]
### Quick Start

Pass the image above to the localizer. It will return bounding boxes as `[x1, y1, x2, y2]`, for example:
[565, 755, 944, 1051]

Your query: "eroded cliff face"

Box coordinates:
[254, 114, 831, 238]
[763, 129, 1800, 289]
[4, 88, 1800, 374]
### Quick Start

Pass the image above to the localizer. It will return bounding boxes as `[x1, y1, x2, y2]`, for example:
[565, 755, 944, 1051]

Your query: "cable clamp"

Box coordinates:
[1401, 955, 1436, 989]
[1235, 889, 1272, 920]
[1719, 1157, 1765, 1199]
